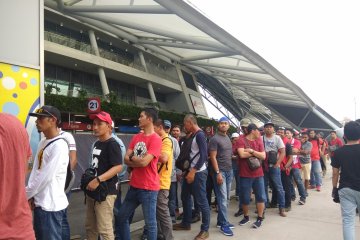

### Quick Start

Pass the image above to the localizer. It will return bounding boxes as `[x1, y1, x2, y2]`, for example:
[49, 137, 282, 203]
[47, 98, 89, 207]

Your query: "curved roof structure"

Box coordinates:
[45, 0, 341, 131]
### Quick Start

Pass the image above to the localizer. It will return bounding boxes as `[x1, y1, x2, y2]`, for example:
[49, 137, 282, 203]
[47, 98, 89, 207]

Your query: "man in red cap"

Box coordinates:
[85, 111, 123, 240]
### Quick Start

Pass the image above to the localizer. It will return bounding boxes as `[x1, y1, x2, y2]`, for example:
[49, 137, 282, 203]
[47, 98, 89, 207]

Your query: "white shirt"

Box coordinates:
[26, 136, 69, 211]
[60, 130, 76, 151]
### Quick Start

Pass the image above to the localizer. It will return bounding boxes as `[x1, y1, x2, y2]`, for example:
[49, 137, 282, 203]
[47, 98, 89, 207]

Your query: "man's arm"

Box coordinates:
[332, 167, 340, 188]
[275, 148, 285, 167]
[209, 151, 219, 172]
[87, 165, 122, 191]
[158, 137, 172, 164]
[69, 150, 77, 170]
[126, 151, 156, 168]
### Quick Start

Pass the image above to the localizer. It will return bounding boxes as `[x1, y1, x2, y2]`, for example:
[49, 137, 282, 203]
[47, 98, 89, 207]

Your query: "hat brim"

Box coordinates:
[264, 123, 275, 127]
[89, 114, 112, 125]
[29, 112, 52, 117]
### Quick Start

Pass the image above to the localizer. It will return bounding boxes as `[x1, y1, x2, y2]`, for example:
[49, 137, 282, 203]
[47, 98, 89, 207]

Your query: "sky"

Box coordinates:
[190, 0, 360, 123]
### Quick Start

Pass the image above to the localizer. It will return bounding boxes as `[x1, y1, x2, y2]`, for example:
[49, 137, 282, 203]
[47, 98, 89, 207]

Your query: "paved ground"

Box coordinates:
[70, 166, 360, 239]
[131, 170, 360, 240]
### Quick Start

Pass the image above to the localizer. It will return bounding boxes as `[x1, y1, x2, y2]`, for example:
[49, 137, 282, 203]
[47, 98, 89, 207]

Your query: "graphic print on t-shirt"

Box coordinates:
[134, 141, 147, 158]
[91, 147, 101, 169]
[264, 138, 275, 149]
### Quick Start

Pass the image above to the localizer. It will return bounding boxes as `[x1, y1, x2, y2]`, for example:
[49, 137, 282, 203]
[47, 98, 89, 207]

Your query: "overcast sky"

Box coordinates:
[190, 0, 360, 122]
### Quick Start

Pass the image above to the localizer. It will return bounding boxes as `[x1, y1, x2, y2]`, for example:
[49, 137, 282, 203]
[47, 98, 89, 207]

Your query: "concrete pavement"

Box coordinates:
[131, 169, 359, 240]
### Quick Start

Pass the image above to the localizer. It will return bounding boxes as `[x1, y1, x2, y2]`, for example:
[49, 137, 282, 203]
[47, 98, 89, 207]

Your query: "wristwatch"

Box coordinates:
[96, 176, 101, 183]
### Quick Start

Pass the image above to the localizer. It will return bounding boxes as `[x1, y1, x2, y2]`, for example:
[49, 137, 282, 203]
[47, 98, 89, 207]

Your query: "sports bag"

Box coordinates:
[176, 131, 200, 172]
[244, 138, 261, 171]
[80, 168, 108, 203]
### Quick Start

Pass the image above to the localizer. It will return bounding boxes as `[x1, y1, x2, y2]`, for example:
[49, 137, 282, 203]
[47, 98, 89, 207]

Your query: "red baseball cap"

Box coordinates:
[89, 111, 112, 125]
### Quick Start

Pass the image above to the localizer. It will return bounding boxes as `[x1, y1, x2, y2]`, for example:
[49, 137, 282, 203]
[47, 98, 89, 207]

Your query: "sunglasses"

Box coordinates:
[35, 108, 57, 119]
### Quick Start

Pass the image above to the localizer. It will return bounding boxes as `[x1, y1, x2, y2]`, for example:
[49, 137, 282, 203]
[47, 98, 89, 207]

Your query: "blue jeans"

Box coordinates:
[168, 182, 177, 218]
[290, 168, 306, 201]
[263, 170, 270, 206]
[34, 207, 66, 240]
[232, 160, 240, 197]
[181, 170, 210, 231]
[117, 187, 158, 240]
[213, 170, 233, 226]
[114, 189, 122, 240]
[310, 160, 322, 187]
[269, 167, 286, 208]
[239, 176, 266, 205]
[339, 188, 360, 240]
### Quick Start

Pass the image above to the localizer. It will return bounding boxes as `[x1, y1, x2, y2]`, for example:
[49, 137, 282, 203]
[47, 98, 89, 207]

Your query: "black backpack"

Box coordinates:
[175, 131, 200, 172]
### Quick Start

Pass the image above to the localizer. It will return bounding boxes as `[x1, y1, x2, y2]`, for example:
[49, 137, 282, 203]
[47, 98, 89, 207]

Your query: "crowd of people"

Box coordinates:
[1, 105, 360, 240]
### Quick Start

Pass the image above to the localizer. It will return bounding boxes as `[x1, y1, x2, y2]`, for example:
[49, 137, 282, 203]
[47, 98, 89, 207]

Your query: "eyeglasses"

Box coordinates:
[35, 108, 56, 119]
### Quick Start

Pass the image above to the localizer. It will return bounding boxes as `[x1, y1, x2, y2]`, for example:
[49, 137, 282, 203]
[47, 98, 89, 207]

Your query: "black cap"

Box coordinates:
[264, 121, 275, 127]
[278, 126, 286, 130]
[247, 123, 259, 132]
[29, 105, 61, 124]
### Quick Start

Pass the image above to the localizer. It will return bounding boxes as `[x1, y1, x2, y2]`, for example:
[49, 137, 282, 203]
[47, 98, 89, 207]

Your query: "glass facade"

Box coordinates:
[44, 20, 185, 105]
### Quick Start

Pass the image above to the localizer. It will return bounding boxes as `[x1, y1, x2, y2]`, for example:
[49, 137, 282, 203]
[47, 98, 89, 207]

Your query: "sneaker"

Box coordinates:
[176, 213, 183, 220]
[252, 217, 263, 229]
[298, 199, 305, 205]
[316, 186, 321, 192]
[239, 216, 250, 225]
[268, 203, 278, 208]
[279, 208, 287, 217]
[194, 230, 209, 240]
[291, 196, 296, 201]
[220, 225, 233, 236]
[309, 185, 316, 189]
[227, 223, 235, 229]
[285, 206, 291, 212]
[216, 223, 235, 229]
[234, 209, 243, 217]
[191, 214, 201, 223]
[173, 223, 191, 231]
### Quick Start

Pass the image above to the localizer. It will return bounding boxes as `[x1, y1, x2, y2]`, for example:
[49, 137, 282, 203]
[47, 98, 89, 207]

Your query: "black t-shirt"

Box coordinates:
[331, 144, 360, 192]
[91, 137, 122, 195]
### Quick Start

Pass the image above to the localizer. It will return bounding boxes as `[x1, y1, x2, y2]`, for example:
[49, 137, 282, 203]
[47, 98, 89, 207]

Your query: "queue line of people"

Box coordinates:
[2, 106, 360, 240]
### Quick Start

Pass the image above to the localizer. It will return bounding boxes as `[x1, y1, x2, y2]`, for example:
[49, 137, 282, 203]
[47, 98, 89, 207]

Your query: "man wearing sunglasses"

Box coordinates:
[26, 105, 70, 240]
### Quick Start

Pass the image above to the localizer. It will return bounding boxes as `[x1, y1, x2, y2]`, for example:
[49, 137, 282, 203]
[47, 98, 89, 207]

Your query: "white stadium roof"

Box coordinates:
[45, 0, 342, 131]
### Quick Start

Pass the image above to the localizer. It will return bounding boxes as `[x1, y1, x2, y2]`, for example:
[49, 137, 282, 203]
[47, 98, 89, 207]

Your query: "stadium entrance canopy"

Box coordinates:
[45, 0, 341, 131]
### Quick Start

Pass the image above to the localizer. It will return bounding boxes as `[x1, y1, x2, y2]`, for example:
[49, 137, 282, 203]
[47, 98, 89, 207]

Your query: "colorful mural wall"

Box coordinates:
[0, 62, 40, 155]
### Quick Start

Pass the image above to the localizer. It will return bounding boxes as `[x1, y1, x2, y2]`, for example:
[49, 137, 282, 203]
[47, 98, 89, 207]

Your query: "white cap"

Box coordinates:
[231, 132, 240, 138]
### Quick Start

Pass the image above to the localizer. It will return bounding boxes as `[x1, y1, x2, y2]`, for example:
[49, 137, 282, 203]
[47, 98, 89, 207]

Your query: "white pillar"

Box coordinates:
[175, 64, 194, 112]
[88, 30, 110, 96]
[139, 51, 157, 103]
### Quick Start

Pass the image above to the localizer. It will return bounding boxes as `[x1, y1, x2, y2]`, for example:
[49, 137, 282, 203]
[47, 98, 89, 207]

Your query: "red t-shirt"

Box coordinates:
[310, 139, 323, 161]
[128, 132, 162, 191]
[290, 138, 302, 169]
[235, 135, 264, 178]
[329, 138, 344, 157]
[0, 113, 35, 240]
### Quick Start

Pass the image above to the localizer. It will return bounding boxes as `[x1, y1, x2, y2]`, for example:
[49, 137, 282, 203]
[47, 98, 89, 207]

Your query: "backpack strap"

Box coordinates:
[158, 136, 173, 173]
[38, 138, 65, 169]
